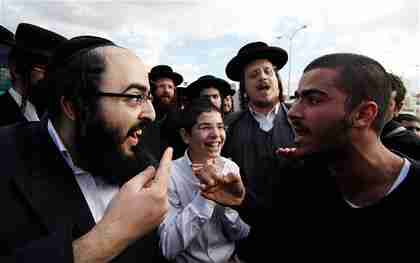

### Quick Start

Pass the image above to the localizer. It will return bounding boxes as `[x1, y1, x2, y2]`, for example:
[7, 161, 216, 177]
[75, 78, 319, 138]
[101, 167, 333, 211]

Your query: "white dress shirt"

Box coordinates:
[248, 103, 280, 132]
[8, 88, 40, 122]
[47, 120, 119, 223]
[159, 151, 250, 263]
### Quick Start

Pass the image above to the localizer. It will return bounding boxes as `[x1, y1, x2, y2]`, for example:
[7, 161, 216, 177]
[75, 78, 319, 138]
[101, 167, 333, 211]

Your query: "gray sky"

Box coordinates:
[1, 0, 419, 95]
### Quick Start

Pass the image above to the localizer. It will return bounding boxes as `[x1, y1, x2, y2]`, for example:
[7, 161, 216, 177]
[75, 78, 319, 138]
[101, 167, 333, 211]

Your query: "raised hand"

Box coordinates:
[73, 147, 173, 263]
[192, 161, 245, 206]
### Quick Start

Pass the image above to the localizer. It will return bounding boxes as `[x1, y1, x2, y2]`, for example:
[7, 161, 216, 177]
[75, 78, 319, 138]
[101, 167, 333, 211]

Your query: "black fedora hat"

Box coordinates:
[226, 86, 236, 96]
[0, 25, 15, 46]
[186, 75, 231, 98]
[149, 65, 183, 86]
[225, 41, 288, 81]
[15, 23, 67, 62]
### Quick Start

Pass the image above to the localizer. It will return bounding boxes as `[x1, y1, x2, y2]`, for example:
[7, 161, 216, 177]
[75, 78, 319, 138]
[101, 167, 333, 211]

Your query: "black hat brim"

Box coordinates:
[0, 39, 15, 47]
[187, 78, 231, 98]
[150, 72, 183, 86]
[226, 47, 288, 81]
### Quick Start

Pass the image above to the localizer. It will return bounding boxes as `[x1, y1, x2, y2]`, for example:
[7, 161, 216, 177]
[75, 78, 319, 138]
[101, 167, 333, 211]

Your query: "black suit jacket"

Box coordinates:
[0, 118, 165, 262]
[381, 120, 420, 160]
[0, 91, 26, 126]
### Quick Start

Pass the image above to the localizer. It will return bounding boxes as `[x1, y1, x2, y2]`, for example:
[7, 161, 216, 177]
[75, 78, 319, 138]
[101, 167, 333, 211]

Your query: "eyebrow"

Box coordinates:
[197, 121, 224, 126]
[295, 88, 328, 98]
[122, 84, 148, 94]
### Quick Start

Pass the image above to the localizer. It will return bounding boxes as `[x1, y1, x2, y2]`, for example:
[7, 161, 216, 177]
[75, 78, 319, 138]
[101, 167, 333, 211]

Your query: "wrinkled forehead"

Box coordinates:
[155, 78, 175, 86]
[97, 46, 149, 93]
[244, 59, 275, 73]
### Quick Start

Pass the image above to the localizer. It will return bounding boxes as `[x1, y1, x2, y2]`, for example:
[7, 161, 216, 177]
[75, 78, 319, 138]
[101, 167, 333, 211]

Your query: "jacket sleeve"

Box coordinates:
[0, 224, 75, 263]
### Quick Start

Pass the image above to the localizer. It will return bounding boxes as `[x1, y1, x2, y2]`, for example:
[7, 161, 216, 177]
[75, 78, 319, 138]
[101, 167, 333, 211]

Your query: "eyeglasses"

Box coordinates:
[94, 91, 153, 105]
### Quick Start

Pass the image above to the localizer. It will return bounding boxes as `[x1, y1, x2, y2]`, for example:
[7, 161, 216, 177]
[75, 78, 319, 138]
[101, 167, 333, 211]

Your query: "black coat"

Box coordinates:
[0, 92, 26, 126]
[0, 118, 165, 262]
[381, 120, 420, 160]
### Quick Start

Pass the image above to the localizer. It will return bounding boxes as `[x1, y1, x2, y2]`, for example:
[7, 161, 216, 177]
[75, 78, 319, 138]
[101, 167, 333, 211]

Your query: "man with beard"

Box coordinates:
[276, 53, 420, 251]
[222, 41, 296, 262]
[145, 65, 187, 159]
[149, 64, 183, 121]
[0, 36, 172, 262]
[159, 98, 249, 263]
[0, 23, 66, 126]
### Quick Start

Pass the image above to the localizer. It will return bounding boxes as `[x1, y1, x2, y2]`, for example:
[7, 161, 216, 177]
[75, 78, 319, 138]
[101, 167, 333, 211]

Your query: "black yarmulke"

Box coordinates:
[49, 35, 115, 69]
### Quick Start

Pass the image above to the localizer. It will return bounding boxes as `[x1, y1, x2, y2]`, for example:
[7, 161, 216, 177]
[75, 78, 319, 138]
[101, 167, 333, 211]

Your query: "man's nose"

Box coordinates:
[287, 100, 302, 121]
[139, 99, 156, 122]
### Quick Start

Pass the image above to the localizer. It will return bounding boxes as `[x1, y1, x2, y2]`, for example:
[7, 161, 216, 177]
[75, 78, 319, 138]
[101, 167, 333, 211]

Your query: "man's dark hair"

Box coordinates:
[180, 97, 222, 133]
[388, 72, 406, 107]
[45, 47, 107, 130]
[304, 53, 391, 134]
[239, 69, 284, 110]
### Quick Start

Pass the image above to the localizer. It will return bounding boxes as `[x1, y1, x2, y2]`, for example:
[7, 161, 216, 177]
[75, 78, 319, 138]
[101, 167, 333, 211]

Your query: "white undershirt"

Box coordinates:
[8, 88, 40, 122]
[248, 103, 280, 132]
[47, 120, 119, 223]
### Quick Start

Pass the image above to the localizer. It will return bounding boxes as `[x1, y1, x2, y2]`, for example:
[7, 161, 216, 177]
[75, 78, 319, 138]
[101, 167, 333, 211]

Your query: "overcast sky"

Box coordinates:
[1, 0, 419, 95]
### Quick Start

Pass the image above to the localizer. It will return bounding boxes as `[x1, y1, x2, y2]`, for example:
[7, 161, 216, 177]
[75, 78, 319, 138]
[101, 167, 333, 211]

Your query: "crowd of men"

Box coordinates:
[0, 22, 419, 262]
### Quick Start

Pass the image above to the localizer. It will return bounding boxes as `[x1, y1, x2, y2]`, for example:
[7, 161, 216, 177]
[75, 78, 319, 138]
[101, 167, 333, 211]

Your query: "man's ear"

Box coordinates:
[351, 101, 378, 129]
[60, 96, 77, 121]
[179, 128, 190, 145]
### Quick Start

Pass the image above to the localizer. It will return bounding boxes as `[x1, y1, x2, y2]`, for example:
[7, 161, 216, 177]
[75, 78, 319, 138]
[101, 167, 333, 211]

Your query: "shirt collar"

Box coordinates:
[8, 88, 23, 106]
[248, 102, 280, 118]
[47, 119, 85, 175]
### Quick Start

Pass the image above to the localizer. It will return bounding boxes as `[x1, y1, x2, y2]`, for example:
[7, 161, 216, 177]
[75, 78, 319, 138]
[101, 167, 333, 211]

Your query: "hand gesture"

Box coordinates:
[192, 160, 245, 206]
[97, 147, 173, 245]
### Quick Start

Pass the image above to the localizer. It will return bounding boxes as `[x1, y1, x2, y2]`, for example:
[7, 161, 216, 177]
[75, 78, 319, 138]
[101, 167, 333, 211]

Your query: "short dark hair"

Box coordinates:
[238, 69, 284, 110]
[45, 47, 107, 123]
[388, 73, 406, 106]
[304, 53, 390, 134]
[180, 97, 222, 133]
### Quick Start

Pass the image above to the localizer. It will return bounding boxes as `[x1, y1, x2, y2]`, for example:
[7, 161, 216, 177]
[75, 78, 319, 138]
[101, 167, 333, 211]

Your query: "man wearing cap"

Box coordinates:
[0, 36, 171, 262]
[186, 74, 232, 110]
[0, 23, 67, 126]
[145, 65, 187, 160]
[149, 65, 183, 120]
[222, 41, 296, 261]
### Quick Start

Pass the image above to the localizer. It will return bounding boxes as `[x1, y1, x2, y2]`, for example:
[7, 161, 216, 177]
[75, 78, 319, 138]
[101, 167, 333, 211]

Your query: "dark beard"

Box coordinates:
[154, 97, 177, 119]
[301, 117, 353, 163]
[76, 118, 158, 186]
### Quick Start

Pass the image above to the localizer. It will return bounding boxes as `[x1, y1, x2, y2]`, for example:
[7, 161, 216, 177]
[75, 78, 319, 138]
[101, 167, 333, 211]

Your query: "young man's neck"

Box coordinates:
[187, 150, 216, 164]
[329, 137, 404, 207]
[249, 101, 279, 116]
